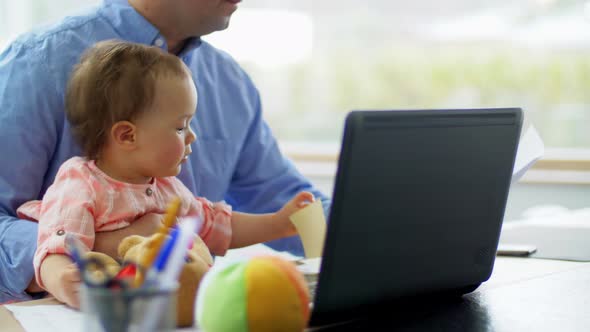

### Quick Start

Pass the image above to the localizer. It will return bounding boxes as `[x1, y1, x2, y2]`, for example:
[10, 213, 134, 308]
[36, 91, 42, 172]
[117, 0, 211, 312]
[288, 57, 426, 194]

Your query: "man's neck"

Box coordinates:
[167, 38, 187, 55]
[128, 0, 187, 55]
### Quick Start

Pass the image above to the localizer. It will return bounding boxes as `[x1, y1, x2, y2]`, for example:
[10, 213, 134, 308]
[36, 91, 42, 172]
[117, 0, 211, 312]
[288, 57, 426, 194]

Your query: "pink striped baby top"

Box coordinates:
[17, 157, 232, 287]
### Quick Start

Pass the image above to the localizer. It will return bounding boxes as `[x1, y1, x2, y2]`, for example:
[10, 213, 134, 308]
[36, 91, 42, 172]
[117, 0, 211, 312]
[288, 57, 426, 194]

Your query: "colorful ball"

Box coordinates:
[196, 255, 310, 332]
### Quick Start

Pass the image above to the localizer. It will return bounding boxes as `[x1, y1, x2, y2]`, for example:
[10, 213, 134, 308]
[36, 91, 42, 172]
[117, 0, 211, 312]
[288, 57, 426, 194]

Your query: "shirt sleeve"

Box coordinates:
[0, 43, 62, 301]
[174, 178, 233, 256]
[225, 84, 331, 255]
[32, 162, 96, 289]
[194, 197, 232, 256]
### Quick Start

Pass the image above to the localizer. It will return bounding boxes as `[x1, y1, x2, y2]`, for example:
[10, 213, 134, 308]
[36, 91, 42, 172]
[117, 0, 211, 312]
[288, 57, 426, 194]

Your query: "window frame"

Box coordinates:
[282, 143, 590, 185]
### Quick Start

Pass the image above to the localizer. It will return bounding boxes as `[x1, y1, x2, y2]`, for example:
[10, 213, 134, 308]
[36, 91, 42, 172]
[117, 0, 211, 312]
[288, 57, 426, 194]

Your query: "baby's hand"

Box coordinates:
[51, 263, 82, 309]
[278, 191, 315, 222]
[40, 255, 82, 309]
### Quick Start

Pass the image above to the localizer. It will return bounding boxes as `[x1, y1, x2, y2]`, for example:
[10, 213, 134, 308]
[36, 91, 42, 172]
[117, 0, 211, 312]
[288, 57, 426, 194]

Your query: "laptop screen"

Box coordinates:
[311, 108, 522, 324]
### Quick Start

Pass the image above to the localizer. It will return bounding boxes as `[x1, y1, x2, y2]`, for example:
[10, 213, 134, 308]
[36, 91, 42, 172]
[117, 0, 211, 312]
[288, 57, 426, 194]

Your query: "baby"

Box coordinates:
[17, 40, 313, 308]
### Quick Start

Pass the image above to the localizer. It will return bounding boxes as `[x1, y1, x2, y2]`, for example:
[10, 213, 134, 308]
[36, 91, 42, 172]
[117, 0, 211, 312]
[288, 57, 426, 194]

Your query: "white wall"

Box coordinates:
[504, 183, 590, 221]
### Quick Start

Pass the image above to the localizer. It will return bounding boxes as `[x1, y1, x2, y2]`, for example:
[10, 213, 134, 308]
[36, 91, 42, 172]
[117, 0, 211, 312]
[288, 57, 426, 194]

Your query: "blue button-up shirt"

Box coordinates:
[0, 0, 330, 302]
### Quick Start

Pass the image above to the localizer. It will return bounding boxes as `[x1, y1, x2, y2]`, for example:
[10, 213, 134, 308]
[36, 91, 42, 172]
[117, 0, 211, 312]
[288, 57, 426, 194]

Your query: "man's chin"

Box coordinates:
[196, 18, 231, 36]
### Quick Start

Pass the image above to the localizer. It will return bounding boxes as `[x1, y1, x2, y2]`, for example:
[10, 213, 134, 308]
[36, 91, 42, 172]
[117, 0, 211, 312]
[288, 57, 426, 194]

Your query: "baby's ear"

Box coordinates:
[110, 120, 137, 149]
[117, 235, 145, 260]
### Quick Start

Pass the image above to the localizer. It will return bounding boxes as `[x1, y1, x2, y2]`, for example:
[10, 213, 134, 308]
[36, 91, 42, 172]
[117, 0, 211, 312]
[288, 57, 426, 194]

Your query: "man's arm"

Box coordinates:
[226, 85, 331, 255]
[0, 214, 40, 302]
[0, 43, 60, 302]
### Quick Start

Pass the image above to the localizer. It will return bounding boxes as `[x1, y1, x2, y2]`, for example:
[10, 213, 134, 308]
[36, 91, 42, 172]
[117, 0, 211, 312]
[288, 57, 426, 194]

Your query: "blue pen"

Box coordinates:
[142, 227, 181, 287]
[154, 227, 180, 272]
[139, 217, 198, 331]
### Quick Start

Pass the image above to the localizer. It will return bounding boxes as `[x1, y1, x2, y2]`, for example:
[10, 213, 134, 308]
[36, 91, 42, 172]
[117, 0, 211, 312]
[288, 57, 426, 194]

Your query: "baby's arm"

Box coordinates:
[194, 191, 313, 254]
[229, 191, 314, 248]
[39, 254, 81, 308]
[37, 210, 162, 308]
[228, 212, 282, 248]
[178, 173, 313, 254]
[21, 159, 96, 308]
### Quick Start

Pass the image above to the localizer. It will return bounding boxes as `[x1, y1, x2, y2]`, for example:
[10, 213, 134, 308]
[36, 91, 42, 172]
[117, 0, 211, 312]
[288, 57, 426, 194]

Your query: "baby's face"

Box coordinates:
[133, 74, 198, 178]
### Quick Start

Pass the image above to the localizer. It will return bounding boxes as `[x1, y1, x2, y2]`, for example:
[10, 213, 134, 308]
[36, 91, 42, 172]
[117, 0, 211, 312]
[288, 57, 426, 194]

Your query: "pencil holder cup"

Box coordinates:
[80, 283, 178, 332]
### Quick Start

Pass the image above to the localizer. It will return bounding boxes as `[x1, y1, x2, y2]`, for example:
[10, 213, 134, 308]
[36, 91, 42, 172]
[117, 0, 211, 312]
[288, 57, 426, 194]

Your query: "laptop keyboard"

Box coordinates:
[296, 257, 321, 302]
[305, 274, 318, 300]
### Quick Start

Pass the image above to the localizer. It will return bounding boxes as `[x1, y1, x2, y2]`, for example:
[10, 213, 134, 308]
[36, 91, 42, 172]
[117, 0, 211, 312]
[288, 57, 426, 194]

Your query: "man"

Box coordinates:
[0, 0, 330, 302]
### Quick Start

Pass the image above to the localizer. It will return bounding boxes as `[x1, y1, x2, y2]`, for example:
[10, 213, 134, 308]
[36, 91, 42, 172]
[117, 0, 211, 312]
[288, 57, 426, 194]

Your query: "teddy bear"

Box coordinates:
[115, 233, 213, 326]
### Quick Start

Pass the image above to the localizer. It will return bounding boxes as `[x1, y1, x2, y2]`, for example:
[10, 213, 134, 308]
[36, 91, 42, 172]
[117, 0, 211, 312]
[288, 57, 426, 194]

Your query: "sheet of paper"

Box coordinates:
[289, 200, 327, 258]
[4, 304, 83, 332]
[512, 125, 544, 182]
[500, 207, 590, 262]
[4, 303, 204, 332]
[297, 257, 322, 275]
[214, 243, 301, 266]
[508, 207, 590, 228]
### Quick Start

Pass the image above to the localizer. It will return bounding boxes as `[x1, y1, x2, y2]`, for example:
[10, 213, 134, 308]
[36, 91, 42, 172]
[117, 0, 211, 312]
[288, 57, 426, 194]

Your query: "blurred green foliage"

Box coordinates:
[254, 46, 590, 148]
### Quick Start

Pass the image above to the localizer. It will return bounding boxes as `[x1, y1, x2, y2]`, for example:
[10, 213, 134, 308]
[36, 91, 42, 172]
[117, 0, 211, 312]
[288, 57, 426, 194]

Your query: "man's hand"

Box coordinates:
[39, 254, 81, 309]
[94, 213, 163, 258]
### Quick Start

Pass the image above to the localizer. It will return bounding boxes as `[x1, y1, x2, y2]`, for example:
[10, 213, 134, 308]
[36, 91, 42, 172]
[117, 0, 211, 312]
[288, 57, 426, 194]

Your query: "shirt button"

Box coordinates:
[154, 38, 164, 47]
[56, 230, 65, 236]
[146, 188, 153, 196]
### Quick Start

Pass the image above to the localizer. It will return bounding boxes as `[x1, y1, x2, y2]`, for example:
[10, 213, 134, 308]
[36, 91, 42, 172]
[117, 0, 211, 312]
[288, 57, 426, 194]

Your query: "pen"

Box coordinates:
[108, 262, 139, 289]
[142, 226, 180, 287]
[157, 216, 198, 287]
[139, 216, 199, 331]
[134, 197, 181, 287]
[154, 227, 180, 272]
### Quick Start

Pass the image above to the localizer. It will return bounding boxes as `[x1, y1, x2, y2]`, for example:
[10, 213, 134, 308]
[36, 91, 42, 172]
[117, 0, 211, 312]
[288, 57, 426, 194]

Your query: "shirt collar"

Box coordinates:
[99, 0, 201, 55]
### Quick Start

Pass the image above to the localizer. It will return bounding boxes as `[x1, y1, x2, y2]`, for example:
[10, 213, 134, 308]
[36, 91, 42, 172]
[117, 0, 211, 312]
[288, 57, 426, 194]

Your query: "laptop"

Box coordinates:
[307, 108, 523, 326]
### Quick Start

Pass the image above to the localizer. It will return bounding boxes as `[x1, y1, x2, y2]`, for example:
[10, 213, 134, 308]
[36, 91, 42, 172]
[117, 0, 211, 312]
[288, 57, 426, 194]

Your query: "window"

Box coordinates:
[205, 0, 590, 152]
[0, 1, 99, 48]
[205, 0, 590, 185]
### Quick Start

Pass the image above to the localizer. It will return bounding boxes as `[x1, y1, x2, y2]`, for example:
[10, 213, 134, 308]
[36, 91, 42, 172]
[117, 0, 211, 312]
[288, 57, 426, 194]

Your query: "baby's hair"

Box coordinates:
[65, 39, 191, 159]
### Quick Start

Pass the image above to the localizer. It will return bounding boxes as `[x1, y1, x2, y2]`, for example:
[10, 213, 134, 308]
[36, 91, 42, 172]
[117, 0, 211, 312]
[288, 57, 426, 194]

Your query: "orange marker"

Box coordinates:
[134, 197, 181, 287]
